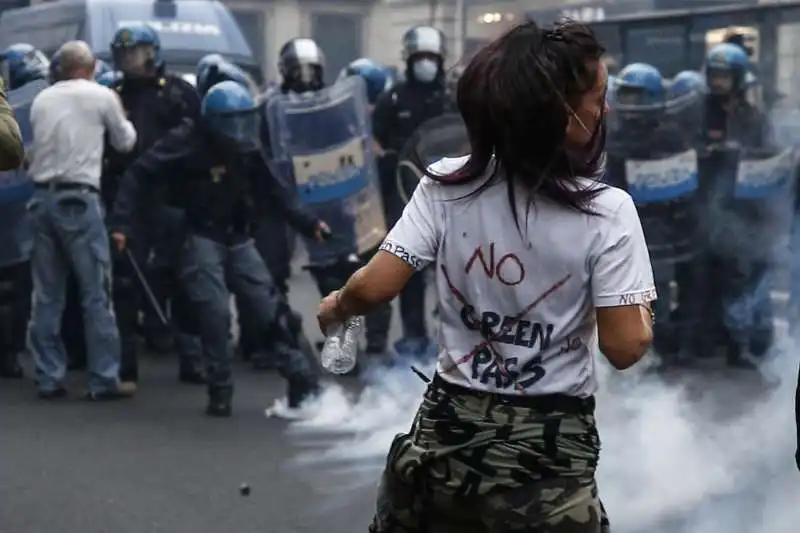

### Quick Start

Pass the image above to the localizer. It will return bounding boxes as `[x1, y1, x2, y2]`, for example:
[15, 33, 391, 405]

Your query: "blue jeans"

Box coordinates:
[178, 234, 317, 399]
[27, 188, 120, 393]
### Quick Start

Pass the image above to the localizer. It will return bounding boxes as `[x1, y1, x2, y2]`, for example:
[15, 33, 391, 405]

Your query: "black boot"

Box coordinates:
[179, 360, 206, 385]
[205, 384, 233, 417]
[749, 328, 774, 360]
[287, 377, 320, 409]
[0, 350, 23, 379]
[726, 341, 758, 370]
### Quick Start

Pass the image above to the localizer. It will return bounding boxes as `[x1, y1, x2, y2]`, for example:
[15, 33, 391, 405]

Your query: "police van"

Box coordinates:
[0, 0, 262, 84]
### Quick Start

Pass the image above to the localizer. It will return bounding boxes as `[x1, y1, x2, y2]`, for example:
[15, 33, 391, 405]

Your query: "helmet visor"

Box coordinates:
[207, 109, 261, 151]
[113, 45, 156, 76]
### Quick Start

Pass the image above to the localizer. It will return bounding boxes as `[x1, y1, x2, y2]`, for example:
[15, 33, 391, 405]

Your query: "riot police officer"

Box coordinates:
[608, 63, 700, 364]
[0, 44, 44, 378]
[196, 58, 253, 98]
[372, 26, 452, 356]
[339, 58, 389, 109]
[0, 43, 49, 90]
[291, 56, 396, 365]
[258, 38, 326, 300]
[104, 23, 203, 383]
[702, 43, 773, 368]
[110, 80, 328, 417]
[238, 39, 327, 370]
[196, 54, 224, 82]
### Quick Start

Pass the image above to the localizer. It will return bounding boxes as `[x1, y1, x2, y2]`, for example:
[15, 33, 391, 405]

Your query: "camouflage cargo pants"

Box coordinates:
[370, 375, 611, 533]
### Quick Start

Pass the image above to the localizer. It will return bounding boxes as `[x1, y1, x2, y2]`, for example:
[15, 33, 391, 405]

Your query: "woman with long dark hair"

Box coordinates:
[317, 19, 655, 532]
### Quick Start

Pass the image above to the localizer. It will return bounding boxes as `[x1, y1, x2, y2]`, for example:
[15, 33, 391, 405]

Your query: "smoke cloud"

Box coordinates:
[277, 340, 799, 532]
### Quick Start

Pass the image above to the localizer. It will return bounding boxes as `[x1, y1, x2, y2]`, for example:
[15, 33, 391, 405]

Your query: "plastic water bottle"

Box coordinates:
[320, 316, 363, 374]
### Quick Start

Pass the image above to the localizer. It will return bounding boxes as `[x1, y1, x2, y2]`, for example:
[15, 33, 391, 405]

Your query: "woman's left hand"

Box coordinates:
[317, 290, 344, 335]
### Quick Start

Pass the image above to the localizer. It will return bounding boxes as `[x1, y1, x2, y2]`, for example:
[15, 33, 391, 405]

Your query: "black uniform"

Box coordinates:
[63, 74, 201, 382]
[699, 96, 773, 365]
[372, 75, 451, 345]
[607, 121, 696, 360]
[237, 115, 298, 369]
[110, 122, 321, 410]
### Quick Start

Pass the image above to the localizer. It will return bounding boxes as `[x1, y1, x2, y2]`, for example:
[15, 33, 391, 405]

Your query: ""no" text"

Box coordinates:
[465, 243, 526, 286]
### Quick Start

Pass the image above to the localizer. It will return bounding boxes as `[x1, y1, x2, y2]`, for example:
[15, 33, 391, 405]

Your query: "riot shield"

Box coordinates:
[266, 76, 386, 266]
[608, 84, 704, 154]
[733, 148, 795, 200]
[703, 145, 795, 263]
[624, 149, 699, 205]
[395, 113, 469, 204]
[0, 79, 46, 267]
[768, 104, 800, 151]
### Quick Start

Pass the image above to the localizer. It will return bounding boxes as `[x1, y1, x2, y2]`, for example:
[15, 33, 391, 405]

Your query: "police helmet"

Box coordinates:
[111, 23, 163, 77]
[402, 26, 447, 62]
[705, 43, 748, 95]
[196, 53, 225, 81]
[197, 59, 251, 98]
[338, 58, 388, 104]
[665, 71, 705, 133]
[671, 70, 706, 96]
[402, 26, 446, 84]
[1, 43, 50, 90]
[97, 70, 123, 88]
[616, 63, 665, 107]
[201, 80, 261, 152]
[279, 38, 325, 93]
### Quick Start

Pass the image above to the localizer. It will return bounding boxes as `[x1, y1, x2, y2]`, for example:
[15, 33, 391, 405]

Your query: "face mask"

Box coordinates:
[412, 58, 438, 83]
[566, 108, 607, 177]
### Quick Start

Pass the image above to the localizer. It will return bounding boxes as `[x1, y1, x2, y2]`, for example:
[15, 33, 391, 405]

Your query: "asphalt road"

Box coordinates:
[0, 267, 385, 533]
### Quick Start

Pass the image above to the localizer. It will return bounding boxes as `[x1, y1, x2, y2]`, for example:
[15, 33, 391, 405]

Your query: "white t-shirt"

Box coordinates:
[29, 79, 136, 188]
[380, 156, 656, 397]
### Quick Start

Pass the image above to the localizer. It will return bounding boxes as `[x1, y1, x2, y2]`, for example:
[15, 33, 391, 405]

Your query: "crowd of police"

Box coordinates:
[0, 23, 453, 417]
[0, 18, 794, 417]
[606, 34, 798, 370]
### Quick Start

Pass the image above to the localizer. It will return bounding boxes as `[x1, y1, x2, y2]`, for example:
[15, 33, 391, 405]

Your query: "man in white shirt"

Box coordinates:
[27, 40, 137, 401]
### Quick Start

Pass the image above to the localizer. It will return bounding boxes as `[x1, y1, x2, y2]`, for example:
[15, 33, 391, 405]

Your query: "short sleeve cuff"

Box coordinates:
[594, 287, 657, 308]
[379, 239, 430, 271]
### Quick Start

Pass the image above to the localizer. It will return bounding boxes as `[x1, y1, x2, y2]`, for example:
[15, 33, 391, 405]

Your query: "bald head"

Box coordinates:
[55, 40, 96, 80]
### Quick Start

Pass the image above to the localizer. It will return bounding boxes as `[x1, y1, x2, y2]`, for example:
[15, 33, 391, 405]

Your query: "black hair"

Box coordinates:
[416, 19, 608, 221]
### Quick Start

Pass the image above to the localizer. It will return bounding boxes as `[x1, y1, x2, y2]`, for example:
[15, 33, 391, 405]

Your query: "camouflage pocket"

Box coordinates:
[370, 433, 427, 533]
[482, 477, 606, 533]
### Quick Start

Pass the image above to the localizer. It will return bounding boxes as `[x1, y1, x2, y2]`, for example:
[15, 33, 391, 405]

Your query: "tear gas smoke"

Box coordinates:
[278, 341, 800, 532]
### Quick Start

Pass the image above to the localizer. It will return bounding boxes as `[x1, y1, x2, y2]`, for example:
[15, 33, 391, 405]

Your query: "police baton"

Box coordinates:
[124, 248, 169, 327]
